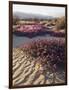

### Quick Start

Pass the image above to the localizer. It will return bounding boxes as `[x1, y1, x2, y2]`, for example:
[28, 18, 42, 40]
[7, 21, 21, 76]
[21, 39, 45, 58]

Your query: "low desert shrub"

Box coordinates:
[20, 38, 65, 71]
[56, 17, 65, 29]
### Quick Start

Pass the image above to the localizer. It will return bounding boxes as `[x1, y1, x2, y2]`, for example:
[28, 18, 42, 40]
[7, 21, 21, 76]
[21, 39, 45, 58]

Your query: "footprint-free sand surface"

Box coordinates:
[12, 48, 65, 87]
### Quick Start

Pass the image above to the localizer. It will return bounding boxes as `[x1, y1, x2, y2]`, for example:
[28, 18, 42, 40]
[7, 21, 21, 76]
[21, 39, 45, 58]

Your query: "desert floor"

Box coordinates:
[12, 47, 65, 86]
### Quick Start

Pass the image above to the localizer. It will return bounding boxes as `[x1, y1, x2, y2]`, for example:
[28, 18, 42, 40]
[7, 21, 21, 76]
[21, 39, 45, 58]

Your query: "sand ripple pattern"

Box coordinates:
[12, 48, 65, 86]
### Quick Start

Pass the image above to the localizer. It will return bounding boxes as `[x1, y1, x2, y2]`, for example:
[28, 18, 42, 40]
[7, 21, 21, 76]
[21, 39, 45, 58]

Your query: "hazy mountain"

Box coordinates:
[13, 12, 55, 20]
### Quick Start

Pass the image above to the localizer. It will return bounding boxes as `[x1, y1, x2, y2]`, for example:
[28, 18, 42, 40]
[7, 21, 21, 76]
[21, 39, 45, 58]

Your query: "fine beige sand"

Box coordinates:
[12, 48, 65, 86]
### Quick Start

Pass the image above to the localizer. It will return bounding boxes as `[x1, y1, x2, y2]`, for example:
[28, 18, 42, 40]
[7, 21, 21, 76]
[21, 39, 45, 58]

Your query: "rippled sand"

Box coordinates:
[12, 48, 65, 87]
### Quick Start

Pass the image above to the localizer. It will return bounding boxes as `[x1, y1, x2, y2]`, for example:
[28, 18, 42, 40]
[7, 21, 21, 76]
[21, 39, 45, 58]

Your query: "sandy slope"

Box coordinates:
[12, 48, 65, 86]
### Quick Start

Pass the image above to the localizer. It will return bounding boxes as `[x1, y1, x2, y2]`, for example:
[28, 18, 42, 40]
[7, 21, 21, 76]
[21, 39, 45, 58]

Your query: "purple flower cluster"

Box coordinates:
[16, 24, 44, 33]
[20, 38, 65, 71]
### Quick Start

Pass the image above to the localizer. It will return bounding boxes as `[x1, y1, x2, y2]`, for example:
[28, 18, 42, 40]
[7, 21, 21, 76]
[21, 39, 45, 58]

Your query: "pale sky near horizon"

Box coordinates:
[13, 4, 65, 17]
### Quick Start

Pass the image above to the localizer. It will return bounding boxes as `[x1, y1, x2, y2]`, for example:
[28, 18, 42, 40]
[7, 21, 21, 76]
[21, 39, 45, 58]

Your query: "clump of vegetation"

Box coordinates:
[56, 17, 65, 29]
[13, 16, 20, 25]
[20, 39, 65, 71]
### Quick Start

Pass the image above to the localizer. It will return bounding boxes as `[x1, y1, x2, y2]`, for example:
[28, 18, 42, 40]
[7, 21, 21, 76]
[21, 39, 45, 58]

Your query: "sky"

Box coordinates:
[13, 4, 65, 17]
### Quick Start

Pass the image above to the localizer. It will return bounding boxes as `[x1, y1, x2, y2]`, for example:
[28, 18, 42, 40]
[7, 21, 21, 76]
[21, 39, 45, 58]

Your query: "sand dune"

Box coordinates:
[12, 48, 65, 86]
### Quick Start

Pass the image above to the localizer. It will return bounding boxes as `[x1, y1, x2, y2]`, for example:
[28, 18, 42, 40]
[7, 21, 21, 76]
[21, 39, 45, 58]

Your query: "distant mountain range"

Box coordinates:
[13, 12, 55, 20]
